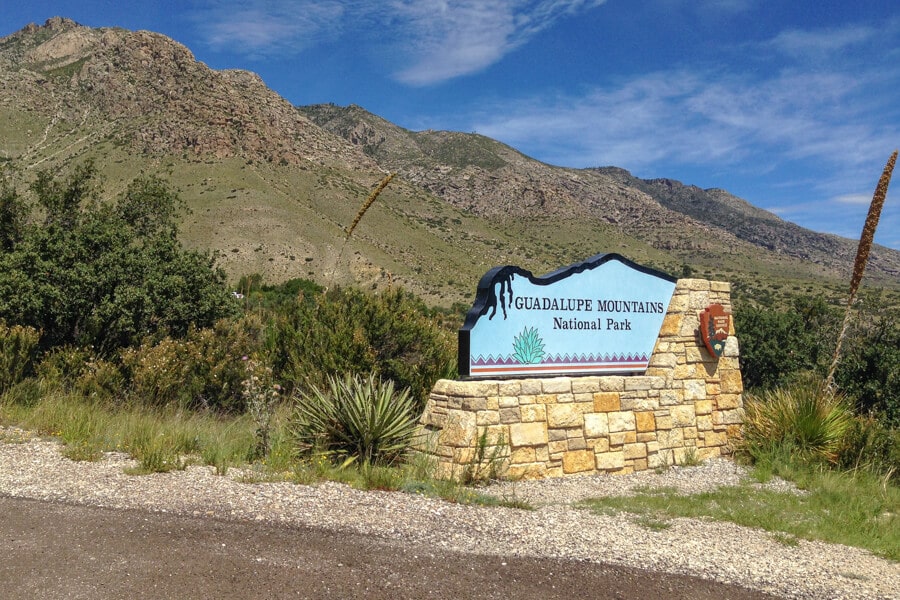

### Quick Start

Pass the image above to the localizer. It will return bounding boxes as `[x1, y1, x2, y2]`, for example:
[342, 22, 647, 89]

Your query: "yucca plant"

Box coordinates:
[291, 372, 418, 465]
[742, 380, 854, 465]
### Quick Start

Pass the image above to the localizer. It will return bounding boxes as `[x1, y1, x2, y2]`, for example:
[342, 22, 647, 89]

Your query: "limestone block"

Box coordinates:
[635, 411, 656, 433]
[573, 393, 594, 404]
[547, 404, 584, 428]
[720, 370, 744, 394]
[446, 380, 498, 397]
[509, 446, 536, 465]
[631, 458, 649, 472]
[648, 352, 677, 368]
[500, 407, 521, 424]
[624, 377, 654, 391]
[598, 377, 625, 392]
[556, 393, 576, 404]
[589, 437, 610, 453]
[710, 281, 731, 293]
[476, 410, 500, 426]
[621, 396, 660, 411]
[608, 411, 636, 433]
[671, 405, 696, 427]
[563, 450, 595, 473]
[567, 437, 587, 450]
[520, 379, 543, 395]
[583, 413, 609, 438]
[593, 392, 621, 412]
[696, 415, 713, 431]
[623, 442, 647, 459]
[506, 463, 546, 480]
[659, 428, 685, 449]
[548, 440, 568, 455]
[723, 336, 740, 357]
[654, 414, 674, 430]
[518, 395, 536, 405]
[684, 380, 707, 401]
[727, 424, 742, 440]
[535, 394, 558, 405]
[572, 377, 601, 394]
[659, 390, 682, 406]
[498, 381, 522, 396]
[536, 446, 550, 462]
[717, 393, 742, 410]
[695, 399, 713, 415]
[440, 410, 476, 447]
[509, 422, 548, 447]
[543, 378, 573, 394]
[595, 450, 625, 470]
[659, 314, 683, 337]
[683, 426, 698, 440]
[704, 430, 728, 446]
[499, 396, 520, 408]
[548, 428, 568, 441]
[609, 431, 637, 445]
[520, 404, 547, 422]
[666, 291, 689, 312]
[721, 409, 744, 424]
[637, 432, 657, 442]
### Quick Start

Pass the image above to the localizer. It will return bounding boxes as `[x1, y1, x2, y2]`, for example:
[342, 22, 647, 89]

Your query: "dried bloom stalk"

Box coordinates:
[346, 172, 395, 240]
[825, 150, 897, 390]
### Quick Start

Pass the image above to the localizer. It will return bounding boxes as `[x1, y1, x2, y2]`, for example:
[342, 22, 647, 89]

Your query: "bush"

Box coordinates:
[0, 321, 40, 393]
[741, 380, 854, 465]
[274, 287, 455, 409]
[838, 415, 900, 482]
[0, 164, 237, 355]
[292, 373, 419, 465]
[120, 315, 265, 412]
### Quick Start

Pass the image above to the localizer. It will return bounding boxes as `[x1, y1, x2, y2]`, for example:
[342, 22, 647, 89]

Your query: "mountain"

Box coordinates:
[2, 18, 898, 308]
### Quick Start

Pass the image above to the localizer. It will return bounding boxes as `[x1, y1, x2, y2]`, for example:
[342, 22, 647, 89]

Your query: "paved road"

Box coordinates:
[0, 496, 778, 599]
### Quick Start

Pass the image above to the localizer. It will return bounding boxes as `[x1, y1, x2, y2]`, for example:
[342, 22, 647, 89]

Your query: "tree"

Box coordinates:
[0, 164, 237, 354]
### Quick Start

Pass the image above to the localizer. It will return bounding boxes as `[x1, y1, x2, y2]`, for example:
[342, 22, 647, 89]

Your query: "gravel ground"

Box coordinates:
[1, 427, 897, 600]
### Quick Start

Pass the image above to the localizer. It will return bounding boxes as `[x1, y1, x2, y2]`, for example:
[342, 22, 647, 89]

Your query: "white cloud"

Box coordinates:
[387, 0, 608, 85]
[192, 0, 346, 56]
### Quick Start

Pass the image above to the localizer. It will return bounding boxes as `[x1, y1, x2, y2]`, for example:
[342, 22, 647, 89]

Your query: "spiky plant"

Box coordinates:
[825, 150, 897, 390]
[742, 380, 854, 465]
[512, 326, 546, 364]
[291, 372, 418, 465]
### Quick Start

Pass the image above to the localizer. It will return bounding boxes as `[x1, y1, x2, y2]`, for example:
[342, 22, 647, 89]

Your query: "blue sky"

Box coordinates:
[4, 1, 900, 251]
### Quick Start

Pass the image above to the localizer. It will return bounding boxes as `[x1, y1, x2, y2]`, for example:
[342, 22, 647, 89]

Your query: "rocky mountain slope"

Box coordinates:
[2, 18, 898, 306]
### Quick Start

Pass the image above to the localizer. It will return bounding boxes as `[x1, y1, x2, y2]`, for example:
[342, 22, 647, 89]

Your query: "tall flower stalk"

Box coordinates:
[825, 150, 897, 391]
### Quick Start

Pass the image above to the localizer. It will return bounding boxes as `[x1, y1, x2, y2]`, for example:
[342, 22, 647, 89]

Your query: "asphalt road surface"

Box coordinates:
[0, 495, 780, 599]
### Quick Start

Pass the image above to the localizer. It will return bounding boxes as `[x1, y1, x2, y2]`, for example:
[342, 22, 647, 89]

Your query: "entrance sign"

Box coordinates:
[699, 303, 730, 358]
[459, 254, 677, 378]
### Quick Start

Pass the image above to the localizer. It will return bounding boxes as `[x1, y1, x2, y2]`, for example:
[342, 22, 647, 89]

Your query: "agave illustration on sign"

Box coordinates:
[512, 327, 546, 364]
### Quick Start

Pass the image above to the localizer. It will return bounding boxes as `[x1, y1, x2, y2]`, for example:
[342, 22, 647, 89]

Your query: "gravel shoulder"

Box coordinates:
[1, 427, 897, 599]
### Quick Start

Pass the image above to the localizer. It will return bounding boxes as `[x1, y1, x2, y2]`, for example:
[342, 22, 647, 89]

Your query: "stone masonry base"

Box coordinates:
[416, 279, 743, 480]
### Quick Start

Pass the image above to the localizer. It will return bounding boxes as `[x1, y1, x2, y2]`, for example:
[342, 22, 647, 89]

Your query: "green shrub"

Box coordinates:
[275, 287, 455, 409]
[0, 321, 40, 393]
[292, 373, 419, 465]
[120, 316, 265, 412]
[838, 415, 900, 482]
[741, 380, 854, 465]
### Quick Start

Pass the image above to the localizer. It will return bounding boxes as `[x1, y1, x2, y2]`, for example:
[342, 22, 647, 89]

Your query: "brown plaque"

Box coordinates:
[699, 303, 730, 358]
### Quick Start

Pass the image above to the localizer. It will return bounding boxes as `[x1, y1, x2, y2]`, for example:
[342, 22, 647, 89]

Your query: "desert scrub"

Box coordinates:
[291, 372, 419, 465]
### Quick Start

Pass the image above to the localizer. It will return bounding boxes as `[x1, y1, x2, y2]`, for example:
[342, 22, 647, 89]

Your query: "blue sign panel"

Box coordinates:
[459, 254, 677, 378]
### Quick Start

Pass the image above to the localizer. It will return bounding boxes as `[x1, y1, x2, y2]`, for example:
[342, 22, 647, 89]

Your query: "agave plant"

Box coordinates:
[512, 326, 546, 365]
[292, 372, 418, 465]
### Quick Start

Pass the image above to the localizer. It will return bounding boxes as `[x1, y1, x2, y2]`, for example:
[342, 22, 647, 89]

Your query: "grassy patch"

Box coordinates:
[580, 465, 899, 561]
[0, 389, 530, 509]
